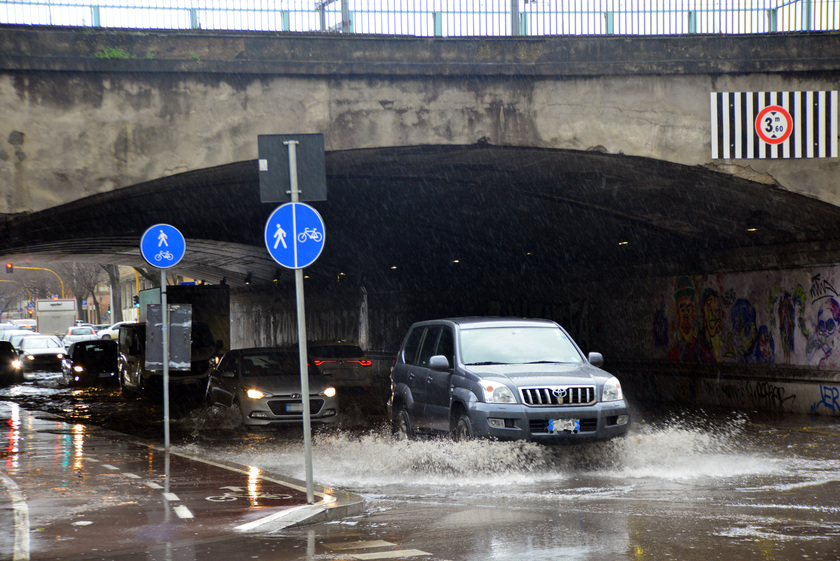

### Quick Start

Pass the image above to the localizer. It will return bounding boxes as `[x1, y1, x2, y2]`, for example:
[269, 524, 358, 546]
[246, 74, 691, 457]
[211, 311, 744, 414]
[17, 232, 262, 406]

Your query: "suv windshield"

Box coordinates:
[460, 326, 583, 365]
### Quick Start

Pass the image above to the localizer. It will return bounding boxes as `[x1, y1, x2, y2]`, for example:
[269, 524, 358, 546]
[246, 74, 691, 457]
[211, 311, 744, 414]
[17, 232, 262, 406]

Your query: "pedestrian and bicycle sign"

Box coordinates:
[264, 202, 326, 269]
[140, 224, 186, 269]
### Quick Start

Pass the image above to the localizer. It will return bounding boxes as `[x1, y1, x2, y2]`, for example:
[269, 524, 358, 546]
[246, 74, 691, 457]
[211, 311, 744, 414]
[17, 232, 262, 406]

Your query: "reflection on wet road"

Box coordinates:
[3, 370, 840, 560]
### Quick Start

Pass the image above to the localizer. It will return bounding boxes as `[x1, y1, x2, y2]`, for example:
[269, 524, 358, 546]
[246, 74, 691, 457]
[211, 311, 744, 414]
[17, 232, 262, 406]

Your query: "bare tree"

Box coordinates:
[56, 263, 103, 323]
[101, 264, 122, 323]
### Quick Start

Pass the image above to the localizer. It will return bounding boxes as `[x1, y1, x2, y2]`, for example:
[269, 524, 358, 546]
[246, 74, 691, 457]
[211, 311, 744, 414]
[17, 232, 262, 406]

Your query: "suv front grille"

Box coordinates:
[520, 386, 596, 406]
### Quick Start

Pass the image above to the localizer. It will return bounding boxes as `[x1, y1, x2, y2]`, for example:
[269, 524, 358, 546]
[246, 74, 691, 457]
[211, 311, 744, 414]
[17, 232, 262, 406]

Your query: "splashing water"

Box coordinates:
[179, 409, 784, 492]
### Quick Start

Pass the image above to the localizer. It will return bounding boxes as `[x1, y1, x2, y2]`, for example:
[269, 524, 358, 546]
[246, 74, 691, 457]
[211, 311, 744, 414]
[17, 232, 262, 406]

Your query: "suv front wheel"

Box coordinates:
[453, 413, 474, 441]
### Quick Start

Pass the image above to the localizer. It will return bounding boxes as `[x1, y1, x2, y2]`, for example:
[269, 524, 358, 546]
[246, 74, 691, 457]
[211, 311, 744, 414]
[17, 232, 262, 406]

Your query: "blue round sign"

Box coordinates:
[140, 224, 186, 269]
[264, 203, 326, 269]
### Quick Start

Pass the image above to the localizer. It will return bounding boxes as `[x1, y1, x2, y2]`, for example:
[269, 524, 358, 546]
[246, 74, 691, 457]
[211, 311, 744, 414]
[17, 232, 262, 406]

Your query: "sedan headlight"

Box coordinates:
[245, 388, 267, 400]
[73, 365, 84, 373]
[11, 359, 21, 369]
[480, 380, 516, 404]
[602, 376, 623, 402]
[321, 387, 337, 398]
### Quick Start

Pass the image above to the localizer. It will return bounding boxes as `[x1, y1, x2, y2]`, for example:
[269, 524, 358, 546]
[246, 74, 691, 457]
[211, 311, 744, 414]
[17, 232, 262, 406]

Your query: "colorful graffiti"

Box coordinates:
[812, 385, 840, 414]
[652, 269, 840, 368]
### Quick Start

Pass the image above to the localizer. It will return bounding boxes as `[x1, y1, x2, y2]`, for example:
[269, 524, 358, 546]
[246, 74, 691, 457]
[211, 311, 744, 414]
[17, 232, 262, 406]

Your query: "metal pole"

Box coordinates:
[285, 140, 315, 504]
[161, 269, 170, 451]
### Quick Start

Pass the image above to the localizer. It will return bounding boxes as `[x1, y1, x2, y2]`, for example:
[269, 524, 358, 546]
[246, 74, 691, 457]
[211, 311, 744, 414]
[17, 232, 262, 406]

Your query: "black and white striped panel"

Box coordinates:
[711, 91, 838, 159]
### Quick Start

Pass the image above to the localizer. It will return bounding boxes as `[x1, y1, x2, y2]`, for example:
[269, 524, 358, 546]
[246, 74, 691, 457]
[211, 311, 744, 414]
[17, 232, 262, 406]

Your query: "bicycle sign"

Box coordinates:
[140, 224, 185, 269]
[264, 202, 326, 269]
[206, 486, 293, 502]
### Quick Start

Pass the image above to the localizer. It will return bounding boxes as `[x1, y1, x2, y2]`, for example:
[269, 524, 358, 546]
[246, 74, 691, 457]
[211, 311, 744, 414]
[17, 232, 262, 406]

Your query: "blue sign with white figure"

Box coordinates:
[264, 202, 326, 269]
[140, 224, 186, 269]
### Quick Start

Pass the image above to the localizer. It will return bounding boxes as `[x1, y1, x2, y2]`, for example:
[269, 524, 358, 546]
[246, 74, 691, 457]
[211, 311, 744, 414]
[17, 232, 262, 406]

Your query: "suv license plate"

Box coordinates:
[286, 403, 304, 413]
[549, 418, 580, 434]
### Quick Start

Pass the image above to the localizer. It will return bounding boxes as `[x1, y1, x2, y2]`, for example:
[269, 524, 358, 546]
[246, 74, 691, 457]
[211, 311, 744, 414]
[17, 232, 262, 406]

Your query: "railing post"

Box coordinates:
[341, 0, 350, 33]
[604, 11, 614, 34]
[510, 0, 520, 36]
[189, 8, 198, 30]
[281, 10, 290, 32]
[801, 0, 813, 31]
[91, 6, 100, 27]
[688, 10, 696, 33]
[766, 8, 777, 32]
[433, 11, 442, 37]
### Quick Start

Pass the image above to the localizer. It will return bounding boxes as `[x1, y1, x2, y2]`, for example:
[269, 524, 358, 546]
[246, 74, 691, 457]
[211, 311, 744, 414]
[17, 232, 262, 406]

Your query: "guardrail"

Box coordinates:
[0, 0, 837, 37]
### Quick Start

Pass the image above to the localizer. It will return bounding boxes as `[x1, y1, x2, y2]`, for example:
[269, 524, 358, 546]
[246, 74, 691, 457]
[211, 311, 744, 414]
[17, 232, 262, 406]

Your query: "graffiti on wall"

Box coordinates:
[652, 269, 840, 368]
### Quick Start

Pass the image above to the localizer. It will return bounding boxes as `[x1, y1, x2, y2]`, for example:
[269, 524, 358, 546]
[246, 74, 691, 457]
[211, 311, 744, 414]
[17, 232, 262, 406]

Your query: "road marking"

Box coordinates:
[123, 472, 140, 479]
[173, 505, 194, 519]
[144, 481, 164, 489]
[235, 504, 325, 532]
[163, 492, 180, 502]
[102, 464, 119, 471]
[350, 550, 432, 560]
[326, 541, 396, 551]
[0, 470, 29, 561]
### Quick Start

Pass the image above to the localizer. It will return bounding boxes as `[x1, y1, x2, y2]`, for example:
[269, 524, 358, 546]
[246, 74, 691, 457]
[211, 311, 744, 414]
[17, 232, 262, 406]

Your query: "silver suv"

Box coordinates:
[388, 317, 630, 443]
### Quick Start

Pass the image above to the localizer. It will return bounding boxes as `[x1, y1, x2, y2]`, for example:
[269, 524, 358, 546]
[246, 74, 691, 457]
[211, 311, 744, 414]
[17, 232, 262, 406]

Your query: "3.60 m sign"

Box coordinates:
[755, 105, 793, 145]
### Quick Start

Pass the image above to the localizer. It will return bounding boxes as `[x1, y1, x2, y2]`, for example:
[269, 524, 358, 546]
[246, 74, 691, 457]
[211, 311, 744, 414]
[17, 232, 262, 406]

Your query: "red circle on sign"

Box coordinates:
[755, 105, 792, 145]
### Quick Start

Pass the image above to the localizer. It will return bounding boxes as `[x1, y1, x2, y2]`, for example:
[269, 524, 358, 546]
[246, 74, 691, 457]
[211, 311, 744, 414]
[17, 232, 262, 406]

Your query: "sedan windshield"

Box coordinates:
[460, 326, 583, 365]
[21, 337, 61, 350]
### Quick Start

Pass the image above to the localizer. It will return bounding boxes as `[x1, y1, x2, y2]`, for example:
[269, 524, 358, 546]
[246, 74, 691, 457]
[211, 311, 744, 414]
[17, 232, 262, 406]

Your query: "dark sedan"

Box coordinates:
[0, 341, 22, 385]
[62, 339, 119, 386]
[18, 335, 65, 372]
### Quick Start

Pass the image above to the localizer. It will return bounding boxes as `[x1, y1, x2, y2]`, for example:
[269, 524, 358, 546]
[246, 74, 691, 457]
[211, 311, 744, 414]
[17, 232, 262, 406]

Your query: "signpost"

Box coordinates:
[140, 224, 186, 451]
[261, 137, 326, 504]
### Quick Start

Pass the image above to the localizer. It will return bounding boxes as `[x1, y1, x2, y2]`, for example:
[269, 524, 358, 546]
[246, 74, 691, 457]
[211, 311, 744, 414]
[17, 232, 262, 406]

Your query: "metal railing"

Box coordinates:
[0, 0, 837, 37]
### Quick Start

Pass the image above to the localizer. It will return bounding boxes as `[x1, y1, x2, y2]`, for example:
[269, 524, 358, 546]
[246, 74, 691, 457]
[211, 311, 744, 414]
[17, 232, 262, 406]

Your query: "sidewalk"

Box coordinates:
[0, 402, 364, 560]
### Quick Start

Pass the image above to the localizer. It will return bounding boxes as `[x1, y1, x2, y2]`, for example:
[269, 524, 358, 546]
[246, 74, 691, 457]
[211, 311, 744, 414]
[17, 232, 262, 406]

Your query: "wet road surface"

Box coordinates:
[2, 371, 840, 560]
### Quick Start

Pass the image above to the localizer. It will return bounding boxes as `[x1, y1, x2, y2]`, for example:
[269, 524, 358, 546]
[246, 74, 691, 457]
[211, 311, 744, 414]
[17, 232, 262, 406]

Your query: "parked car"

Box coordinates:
[62, 339, 119, 386]
[206, 347, 339, 427]
[98, 321, 136, 340]
[0, 340, 23, 385]
[289, 340, 373, 392]
[62, 325, 99, 348]
[18, 335, 65, 372]
[389, 317, 630, 444]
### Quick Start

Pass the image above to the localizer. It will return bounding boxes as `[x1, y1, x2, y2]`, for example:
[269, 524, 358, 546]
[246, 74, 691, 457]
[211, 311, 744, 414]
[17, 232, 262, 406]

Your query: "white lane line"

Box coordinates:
[351, 550, 432, 560]
[173, 505, 194, 519]
[162, 492, 180, 502]
[0, 470, 30, 561]
[326, 541, 396, 551]
[101, 464, 119, 471]
[123, 472, 140, 479]
[144, 481, 164, 489]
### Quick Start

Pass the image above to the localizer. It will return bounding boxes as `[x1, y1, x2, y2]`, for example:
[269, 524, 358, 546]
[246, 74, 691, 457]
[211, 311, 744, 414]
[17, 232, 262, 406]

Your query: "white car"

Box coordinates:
[97, 321, 135, 340]
[62, 326, 99, 348]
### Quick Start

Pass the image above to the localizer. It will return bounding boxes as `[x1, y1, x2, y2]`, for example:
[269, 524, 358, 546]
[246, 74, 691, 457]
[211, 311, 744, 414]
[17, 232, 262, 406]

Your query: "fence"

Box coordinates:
[0, 0, 837, 37]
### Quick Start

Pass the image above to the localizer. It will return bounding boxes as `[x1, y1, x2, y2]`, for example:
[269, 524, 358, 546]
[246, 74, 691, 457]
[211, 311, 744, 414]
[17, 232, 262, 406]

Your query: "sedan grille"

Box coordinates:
[520, 386, 596, 406]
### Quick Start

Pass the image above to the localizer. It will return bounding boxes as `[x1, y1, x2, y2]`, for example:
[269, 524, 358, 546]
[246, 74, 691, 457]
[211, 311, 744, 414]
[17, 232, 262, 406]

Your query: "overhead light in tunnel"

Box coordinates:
[390, 266, 398, 270]
[244, 272, 252, 285]
[452, 259, 460, 264]
[746, 227, 758, 232]
[618, 241, 629, 246]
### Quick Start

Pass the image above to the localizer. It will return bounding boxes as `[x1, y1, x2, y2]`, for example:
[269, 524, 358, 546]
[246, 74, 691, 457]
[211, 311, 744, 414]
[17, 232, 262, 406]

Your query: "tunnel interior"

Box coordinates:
[3, 143, 840, 320]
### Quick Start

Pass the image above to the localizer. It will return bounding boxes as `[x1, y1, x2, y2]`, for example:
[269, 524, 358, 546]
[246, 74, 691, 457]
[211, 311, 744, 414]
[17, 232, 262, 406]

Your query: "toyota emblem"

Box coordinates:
[552, 388, 567, 398]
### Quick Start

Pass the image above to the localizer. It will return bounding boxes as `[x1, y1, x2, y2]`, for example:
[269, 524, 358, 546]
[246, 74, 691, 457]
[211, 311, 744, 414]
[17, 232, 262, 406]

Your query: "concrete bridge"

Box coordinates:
[1, 26, 840, 416]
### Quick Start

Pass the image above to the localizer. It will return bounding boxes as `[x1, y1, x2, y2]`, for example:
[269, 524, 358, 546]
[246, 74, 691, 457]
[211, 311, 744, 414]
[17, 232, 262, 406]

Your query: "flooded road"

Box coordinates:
[3, 371, 840, 560]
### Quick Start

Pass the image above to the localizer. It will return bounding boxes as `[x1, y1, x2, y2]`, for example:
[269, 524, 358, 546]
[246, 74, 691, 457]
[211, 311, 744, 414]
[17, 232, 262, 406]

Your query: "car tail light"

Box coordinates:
[346, 360, 372, 367]
[314, 360, 338, 366]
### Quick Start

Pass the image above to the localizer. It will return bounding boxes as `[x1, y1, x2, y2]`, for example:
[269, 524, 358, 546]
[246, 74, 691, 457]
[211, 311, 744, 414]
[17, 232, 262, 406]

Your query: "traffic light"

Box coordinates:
[5, 263, 12, 274]
[27, 309, 33, 317]
[133, 295, 140, 307]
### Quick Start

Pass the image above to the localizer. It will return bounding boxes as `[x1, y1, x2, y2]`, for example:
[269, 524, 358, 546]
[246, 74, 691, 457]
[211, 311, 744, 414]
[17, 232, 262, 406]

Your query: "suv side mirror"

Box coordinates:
[429, 355, 450, 371]
[588, 352, 604, 367]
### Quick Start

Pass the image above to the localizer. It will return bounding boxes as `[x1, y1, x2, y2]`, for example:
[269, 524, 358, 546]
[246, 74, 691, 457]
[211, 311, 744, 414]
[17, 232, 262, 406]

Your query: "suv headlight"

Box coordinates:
[602, 376, 623, 402]
[480, 380, 516, 404]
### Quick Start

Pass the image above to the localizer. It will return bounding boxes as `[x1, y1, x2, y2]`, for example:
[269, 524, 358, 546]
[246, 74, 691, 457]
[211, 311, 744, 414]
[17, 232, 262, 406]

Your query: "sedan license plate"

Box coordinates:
[549, 418, 580, 434]
[286, 403, 304, 413]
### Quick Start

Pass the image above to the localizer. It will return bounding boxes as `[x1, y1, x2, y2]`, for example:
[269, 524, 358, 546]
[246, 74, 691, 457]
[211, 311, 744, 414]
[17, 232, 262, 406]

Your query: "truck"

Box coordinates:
[117, 284, 230, 395]
[35, 298, 77, 337]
